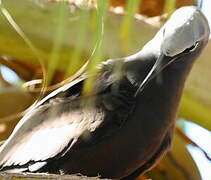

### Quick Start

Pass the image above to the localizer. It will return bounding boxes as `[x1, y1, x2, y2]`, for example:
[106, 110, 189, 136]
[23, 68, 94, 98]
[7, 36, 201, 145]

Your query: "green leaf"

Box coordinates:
[179, 93, 211, 131]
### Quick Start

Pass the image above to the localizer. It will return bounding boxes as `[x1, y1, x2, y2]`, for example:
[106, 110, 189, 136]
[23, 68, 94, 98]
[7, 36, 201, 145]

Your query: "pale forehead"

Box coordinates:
[168, 6, 197, 26]
[164, 6, 200, 38]
[161, 6, 209, 57]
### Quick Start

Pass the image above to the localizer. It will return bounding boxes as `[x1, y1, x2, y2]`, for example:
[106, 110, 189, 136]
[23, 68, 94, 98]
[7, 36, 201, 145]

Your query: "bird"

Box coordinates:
[0, 6, 209, 179]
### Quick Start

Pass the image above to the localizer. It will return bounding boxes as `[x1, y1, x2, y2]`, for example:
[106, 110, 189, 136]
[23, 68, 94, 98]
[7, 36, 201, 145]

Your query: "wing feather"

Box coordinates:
[0, 99, 105, 168]
[0, 59, 137, 170]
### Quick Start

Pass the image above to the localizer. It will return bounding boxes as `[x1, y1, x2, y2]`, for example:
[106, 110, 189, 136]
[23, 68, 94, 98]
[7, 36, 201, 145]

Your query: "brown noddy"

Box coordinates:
[0, 6, 209, 179]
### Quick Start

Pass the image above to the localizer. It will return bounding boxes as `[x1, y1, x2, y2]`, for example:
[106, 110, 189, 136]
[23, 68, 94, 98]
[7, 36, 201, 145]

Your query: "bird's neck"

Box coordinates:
[123, 52, 157, 86]
[135, 57, 194, 131]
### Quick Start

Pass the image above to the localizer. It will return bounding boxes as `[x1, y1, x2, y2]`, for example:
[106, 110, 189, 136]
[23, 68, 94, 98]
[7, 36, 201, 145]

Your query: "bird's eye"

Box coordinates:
[183, 41, 199, 53]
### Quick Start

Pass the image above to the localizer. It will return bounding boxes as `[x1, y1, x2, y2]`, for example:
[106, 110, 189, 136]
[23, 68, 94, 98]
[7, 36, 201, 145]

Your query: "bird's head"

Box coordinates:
[161, 6, 210, 57]
[135, 6, 210, 96]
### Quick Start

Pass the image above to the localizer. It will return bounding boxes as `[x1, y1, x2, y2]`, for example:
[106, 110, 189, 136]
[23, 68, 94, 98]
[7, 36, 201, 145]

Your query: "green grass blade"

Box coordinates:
[164, 0, 176, 17]
[47, 0, 67, 85]
[66, 9, 90, 76]
[120, 0, 140, 54]
[83, 0, 108, 95]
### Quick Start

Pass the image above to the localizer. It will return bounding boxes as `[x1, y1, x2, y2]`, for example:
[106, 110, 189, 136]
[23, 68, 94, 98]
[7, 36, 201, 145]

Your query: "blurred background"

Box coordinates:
[0, 0, 210, 179]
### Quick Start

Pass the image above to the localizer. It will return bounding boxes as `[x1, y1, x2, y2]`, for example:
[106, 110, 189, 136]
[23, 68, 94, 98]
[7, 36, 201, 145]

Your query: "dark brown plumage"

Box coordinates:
[0, 6, 209, 179]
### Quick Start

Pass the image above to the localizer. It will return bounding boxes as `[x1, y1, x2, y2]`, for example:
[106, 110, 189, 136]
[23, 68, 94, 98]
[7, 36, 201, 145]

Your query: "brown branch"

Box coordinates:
[0, 57, 34, 81]
[0, 172, 109, 180]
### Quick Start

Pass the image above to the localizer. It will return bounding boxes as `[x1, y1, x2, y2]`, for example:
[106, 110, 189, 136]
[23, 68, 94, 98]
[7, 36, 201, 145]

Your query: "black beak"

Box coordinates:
[134, 53, 172, 97]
